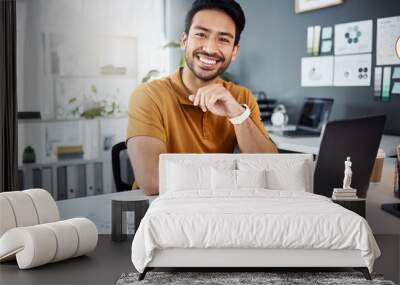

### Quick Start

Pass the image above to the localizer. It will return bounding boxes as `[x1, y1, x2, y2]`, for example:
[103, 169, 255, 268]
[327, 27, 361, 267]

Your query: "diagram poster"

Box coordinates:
[333, 54, 372, 86]
[301, 56, 334, 87]
[377, 16, 400, 66]
[335, 20, 373, 55]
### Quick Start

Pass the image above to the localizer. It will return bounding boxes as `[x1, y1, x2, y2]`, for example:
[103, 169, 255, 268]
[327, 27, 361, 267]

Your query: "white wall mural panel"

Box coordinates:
[334, 20, 373, 55]
[377, 16, 400, 66]
[333, 54, 372, 86]
[301, 56, 334, 87]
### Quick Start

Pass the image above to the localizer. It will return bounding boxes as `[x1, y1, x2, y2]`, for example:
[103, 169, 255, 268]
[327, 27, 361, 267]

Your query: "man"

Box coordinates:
[126, 0, 277, 195]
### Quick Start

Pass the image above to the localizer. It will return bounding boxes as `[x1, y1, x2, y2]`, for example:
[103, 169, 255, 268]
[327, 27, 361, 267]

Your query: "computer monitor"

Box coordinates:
[297, 98, 333, 132]
[314, 115, 386, 198]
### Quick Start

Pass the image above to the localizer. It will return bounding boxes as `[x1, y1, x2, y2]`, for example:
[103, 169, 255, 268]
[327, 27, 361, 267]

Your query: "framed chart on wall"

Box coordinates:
[295, 0, 343, 14]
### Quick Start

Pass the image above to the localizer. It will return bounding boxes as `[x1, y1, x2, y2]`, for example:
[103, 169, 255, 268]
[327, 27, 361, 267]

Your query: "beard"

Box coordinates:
[185, 49, 231, 81]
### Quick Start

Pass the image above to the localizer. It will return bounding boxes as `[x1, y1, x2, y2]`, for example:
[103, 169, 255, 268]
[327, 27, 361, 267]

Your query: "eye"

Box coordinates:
[195, 32, 206, 38]
[219, 37, 231, 43]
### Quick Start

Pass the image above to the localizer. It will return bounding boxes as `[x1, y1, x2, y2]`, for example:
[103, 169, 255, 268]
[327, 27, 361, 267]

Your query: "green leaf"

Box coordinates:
[68, 97, 77, 104]
[90, 84, 97, 94]
[162, 41, 180, 49]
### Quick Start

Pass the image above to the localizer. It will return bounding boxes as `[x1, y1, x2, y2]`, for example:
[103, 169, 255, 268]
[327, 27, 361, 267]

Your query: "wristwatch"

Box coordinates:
[228, 104, 251, 125]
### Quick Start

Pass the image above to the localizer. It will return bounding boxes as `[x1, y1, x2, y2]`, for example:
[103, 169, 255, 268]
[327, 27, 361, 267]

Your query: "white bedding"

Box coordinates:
[131, 190, 380, 273]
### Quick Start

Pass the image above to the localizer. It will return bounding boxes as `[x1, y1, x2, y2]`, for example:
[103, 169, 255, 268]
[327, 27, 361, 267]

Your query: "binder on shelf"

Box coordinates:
[94, 162, 103, 195]
[86, 163, 95, 196]
[76, 164, 86, 198]
[32, 168, 42, 188]
[66, 165, 78, 199]
[57, 166, 67, 200]
[42, 167, 53, 197]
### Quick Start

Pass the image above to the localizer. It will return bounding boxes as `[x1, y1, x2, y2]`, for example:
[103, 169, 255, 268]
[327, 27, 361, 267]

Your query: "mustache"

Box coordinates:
[194, 51, 225, 62]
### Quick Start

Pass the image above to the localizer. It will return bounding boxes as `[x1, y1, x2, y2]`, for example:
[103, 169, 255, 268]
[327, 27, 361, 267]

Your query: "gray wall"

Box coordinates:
[169, 0, 400, 135]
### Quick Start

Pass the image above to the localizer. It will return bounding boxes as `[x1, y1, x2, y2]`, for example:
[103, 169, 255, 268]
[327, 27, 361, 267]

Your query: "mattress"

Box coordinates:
[131, 189, 380, 273]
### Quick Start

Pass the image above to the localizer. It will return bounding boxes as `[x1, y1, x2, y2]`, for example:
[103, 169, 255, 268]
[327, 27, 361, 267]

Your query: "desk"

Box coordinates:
[366, 158, 400, 235]
[57, 190, 156, 234]
[265, 124, 400, 157]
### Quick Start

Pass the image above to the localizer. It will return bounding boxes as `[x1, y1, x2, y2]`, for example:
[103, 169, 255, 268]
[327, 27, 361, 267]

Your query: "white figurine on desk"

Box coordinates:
[332, 156, 358, 199]
[343, 156, 353, 189]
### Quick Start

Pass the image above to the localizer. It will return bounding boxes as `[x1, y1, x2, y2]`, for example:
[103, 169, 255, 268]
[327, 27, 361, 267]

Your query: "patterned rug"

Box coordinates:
[116, 271, 396, 285]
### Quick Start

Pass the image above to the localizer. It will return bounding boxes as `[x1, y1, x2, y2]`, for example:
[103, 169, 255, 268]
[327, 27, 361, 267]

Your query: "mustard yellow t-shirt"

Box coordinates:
[126, 68, 267, 153]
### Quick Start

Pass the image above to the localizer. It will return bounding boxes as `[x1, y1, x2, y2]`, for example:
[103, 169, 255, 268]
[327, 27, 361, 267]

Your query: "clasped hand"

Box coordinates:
[188, 84, 244, 118]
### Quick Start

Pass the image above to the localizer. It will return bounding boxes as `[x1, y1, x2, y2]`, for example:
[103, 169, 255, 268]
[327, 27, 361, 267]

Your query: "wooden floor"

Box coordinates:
[0, 235, 133, 285]
[1, 235, 398, 285]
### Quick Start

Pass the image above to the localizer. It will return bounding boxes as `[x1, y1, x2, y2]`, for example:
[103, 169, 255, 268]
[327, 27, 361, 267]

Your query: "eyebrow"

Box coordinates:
[192, 25, 234, 39]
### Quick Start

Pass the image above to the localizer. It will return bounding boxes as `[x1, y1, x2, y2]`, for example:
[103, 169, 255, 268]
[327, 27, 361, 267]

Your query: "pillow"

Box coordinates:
[266, 166, 307, 191]
[211, 168, 237, 190]
[211, 169, 267, 190]
[237, 169, 267, 188]
[167, 162, 211, 191]
[237, 159, 309, 192]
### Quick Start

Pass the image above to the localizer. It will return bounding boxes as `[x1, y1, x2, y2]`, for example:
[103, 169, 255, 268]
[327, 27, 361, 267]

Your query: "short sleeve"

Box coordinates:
[245, 90, 268, 136]
[126, 84, 166, 143]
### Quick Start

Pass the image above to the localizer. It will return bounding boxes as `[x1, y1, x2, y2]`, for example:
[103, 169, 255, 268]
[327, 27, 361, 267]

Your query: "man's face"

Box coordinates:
[181, 9, 239, 81]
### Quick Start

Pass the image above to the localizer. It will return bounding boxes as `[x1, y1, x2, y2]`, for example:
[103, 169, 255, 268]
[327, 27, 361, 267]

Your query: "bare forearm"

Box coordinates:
[234, 118, 278, 153]
[127, 137, 166, 196]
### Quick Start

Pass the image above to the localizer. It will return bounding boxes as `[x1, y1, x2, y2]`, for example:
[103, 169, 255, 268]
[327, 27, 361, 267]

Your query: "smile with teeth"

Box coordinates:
[197, 55, 220, 65]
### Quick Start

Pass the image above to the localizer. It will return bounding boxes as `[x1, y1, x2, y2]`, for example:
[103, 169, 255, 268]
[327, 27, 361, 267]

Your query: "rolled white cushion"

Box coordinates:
[64, 218, 98, 257]
[0, 226, 57, 269]
[42, 221, 79, 262]
[0, 195, 17, 237]
[0, 191, 39, 227]
[0, 218, 97, 269]
[23, 189, 59, 223]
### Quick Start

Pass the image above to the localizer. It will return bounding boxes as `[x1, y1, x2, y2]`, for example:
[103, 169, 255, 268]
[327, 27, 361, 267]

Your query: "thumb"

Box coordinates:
[188, 95, 194, 101]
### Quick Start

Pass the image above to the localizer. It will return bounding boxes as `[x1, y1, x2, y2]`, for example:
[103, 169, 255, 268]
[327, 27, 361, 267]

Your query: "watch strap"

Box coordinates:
[228, 104, 251, 125]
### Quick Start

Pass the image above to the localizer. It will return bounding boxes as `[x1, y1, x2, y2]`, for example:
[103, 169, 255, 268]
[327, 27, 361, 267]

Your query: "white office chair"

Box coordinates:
[0, 189, 98, 269]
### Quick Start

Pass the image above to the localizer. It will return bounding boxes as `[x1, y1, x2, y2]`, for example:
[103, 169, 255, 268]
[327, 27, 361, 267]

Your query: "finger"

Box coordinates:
[188, 95, 195, 102]
[194, 92, 201, 106]
[208, 92, 224, 107]
[200, 91, 207, 112]
[202, 85, 222, 108]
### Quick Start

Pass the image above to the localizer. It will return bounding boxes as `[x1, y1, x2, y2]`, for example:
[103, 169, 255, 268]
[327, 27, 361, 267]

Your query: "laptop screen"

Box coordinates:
[297, 98, 333, 131]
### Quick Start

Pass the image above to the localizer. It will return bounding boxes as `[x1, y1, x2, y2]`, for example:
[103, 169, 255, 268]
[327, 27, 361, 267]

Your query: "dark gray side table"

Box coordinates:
[332, 198, 366, 218]
[112, 198, 149, 242]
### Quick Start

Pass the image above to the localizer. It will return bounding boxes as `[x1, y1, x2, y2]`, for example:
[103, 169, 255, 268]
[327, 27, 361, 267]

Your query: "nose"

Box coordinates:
[203, 37, 218, 55]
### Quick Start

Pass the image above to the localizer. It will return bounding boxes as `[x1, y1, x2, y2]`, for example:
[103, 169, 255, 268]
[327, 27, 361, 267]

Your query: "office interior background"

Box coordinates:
[1, 0, 399, 284]
[14, 1, 400, 212]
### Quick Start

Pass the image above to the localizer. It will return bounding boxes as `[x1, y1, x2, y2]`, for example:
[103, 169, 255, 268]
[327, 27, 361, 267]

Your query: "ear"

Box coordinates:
[180, 32, 188, 50]
[231, 44, 240, 61]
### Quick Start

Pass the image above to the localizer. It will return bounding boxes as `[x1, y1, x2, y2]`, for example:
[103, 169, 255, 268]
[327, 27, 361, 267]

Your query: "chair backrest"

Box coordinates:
[111, 142, 134, 192]
[159, 153, 314, 195]
[314, 115, 386, 198]
[0, 189, 60, 237]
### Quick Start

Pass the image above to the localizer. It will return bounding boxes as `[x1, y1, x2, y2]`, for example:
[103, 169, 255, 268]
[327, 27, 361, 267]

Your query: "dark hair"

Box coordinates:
[184, 0, 246, 45]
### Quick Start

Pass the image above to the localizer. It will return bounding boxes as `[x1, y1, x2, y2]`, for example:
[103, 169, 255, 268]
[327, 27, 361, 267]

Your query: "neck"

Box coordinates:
[181, 64, 219, 94]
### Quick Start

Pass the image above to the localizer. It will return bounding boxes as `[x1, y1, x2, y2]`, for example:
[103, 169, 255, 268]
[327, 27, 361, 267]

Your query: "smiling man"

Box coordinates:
[126, 0, 277, 195]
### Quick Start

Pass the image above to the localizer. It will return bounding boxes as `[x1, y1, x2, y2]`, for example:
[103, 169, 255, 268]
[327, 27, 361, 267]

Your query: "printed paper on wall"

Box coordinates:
[335, 20, 372, 55]
[301, 56, 334, 87]
[333, 54, 372, 86]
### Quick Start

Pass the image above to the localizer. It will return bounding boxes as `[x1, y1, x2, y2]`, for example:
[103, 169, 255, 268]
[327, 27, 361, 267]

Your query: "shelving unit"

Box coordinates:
[19, 159, 104, 201]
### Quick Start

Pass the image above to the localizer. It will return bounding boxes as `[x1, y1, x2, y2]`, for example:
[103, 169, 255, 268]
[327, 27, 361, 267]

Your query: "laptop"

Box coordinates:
[314, 115, 386, 198]
[273, 97, 334, 137]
